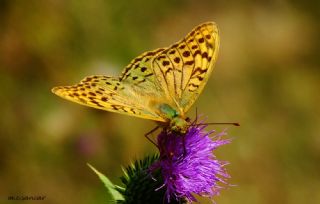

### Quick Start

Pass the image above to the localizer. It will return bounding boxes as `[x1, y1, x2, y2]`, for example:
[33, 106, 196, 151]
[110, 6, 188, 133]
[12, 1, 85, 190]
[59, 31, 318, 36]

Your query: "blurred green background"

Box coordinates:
[1, 0, 319, 203]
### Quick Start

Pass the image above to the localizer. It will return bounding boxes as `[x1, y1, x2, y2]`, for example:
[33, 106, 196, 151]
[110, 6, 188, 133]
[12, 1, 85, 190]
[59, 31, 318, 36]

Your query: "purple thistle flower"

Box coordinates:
[152, 123, 231, 203]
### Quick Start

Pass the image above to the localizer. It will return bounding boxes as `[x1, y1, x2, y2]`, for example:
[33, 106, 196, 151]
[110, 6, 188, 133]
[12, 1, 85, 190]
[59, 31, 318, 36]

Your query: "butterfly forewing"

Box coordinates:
[181, 22, 219, 112]
[151, 22, 219, 114]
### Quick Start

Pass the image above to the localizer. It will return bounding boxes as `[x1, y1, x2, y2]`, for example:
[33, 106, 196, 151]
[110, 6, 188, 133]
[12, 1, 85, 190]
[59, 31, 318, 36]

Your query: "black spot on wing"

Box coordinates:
[185, 61, 194, 65]
[141, 67, 147, 72]
[198, 38, 205, 43]
[162, 61, 170, 66]
[182, 51, 190, 57]
[101, 97, 108, 101]
[169, 50, 176, 54]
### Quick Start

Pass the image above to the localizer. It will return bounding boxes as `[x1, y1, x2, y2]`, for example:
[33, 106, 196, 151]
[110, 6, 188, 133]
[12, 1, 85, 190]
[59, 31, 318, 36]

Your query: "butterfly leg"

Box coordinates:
[182, 134, 187, 157]
[195, 107, 198, 123]
[144, 126, 160, 147]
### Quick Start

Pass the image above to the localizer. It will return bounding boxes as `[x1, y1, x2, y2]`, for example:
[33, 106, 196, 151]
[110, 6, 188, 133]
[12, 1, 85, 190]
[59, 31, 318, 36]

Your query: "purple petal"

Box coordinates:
[152, 123, 231, 203]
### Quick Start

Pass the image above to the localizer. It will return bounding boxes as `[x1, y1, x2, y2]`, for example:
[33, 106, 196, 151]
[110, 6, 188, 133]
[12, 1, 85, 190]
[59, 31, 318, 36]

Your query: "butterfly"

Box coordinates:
[52, 22, 219, 134]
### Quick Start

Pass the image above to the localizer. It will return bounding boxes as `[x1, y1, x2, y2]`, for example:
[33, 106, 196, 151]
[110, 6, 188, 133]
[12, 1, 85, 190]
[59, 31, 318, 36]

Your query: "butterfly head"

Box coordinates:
[170, 117, 188, 134]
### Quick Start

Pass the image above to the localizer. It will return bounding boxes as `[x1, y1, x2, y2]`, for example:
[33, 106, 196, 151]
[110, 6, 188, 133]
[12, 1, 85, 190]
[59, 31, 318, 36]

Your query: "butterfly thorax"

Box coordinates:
[158, 104, 188, 134]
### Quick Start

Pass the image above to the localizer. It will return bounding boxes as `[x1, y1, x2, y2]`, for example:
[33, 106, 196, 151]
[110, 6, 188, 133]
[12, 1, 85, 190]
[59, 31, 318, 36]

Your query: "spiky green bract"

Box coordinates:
[88, 163, 124, 202]
[116, 154, 186, 204]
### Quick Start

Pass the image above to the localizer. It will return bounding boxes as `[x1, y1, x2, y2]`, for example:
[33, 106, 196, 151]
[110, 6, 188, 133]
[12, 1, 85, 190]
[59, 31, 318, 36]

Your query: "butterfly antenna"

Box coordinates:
[189, 122, 240, 127]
